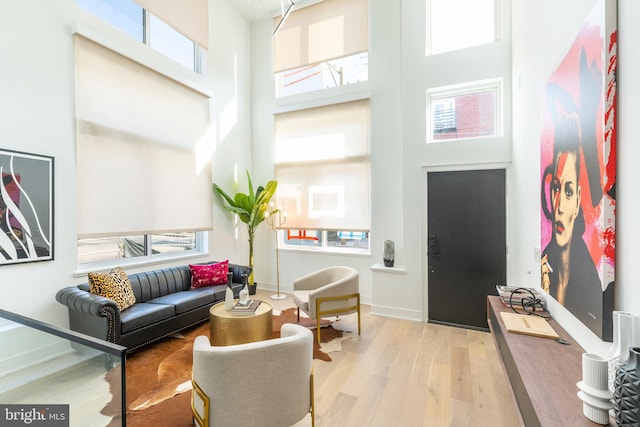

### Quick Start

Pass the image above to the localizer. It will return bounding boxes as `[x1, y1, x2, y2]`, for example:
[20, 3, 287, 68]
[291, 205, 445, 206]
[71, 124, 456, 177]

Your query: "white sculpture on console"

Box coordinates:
[578, 353, 613, 425]
[607, 311, 640, 392]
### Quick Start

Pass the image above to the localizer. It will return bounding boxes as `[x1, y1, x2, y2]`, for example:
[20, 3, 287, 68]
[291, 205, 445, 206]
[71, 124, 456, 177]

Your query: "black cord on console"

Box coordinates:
[508, 287, 551, 319]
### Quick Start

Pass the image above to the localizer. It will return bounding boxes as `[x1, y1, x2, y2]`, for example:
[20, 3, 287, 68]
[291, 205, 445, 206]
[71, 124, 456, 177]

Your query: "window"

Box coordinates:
[77, 0, 207, 73]
[78, 233, 200, 265]
[148, 14, 195, 71]
[273, 0, 370, 253]
[427, 0, 497, 56]
[427, 79, 502, 142]
[274, 100, 370, 252]
[275, 52, 368, 98]
[273, 0, 368, 98]
[283, 230, 369, 252]
[77, 0, 143, 41]
[74, 35, 212, 269]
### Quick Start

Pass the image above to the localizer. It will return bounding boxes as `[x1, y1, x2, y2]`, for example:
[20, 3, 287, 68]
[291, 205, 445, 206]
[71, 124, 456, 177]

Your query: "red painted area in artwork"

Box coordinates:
[540, 2, 617, 281]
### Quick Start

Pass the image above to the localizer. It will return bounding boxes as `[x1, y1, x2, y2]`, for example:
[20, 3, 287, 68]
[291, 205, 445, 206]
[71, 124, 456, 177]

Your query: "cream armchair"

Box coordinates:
[191, 324, 314, 427]
[292, 266, 361, 344]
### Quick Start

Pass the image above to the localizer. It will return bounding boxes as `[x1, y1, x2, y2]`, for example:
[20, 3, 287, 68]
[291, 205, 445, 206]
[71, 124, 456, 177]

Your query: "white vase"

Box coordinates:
[239, 284, 249, 305]
[224, 272, 234, 311]
[578, 353, 613, 425]
[607, 311, 640, 392]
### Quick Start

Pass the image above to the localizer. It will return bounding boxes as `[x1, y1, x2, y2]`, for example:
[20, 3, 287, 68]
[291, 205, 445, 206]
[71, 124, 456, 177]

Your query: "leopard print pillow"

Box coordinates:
[88, 267, 136, 311]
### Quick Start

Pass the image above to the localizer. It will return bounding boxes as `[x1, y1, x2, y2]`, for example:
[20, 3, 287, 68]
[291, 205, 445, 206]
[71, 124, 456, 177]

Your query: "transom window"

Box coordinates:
[427, 79, 502, 143]
[427, 0, 497, 56]
[273, 0, 368, 98]
[77, 0, 206, 73]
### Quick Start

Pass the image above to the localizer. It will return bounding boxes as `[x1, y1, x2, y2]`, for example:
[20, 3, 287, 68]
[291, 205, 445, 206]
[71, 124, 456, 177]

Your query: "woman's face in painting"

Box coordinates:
[551, 151, 581, 248]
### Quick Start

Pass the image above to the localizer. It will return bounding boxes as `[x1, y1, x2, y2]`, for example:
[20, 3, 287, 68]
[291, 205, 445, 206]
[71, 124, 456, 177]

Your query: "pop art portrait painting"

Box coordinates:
[540, 0, 616, 341]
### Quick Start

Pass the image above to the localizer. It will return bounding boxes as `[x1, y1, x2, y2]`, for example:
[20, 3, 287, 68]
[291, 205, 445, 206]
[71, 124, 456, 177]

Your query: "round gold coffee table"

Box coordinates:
[209, 299, 273, 346]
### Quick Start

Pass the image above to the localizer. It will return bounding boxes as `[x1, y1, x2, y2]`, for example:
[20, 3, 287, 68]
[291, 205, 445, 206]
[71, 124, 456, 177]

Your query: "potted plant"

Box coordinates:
[213, 169, 277, 294]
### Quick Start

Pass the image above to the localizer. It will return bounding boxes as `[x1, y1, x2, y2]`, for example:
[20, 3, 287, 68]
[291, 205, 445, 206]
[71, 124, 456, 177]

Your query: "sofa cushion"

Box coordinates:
[88, 267, 137, 311]
[190, 260, 228, 288]
[148, 288, 215, 314]
[120, 302, 175, 334]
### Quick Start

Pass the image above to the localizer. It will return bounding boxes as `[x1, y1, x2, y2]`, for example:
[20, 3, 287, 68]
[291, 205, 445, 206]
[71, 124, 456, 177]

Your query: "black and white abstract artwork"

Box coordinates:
[0, 149, 54, 265]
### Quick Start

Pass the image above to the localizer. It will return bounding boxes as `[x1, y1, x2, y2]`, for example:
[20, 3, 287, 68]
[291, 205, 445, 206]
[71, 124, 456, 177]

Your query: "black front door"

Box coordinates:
[427, 169, 506, 330]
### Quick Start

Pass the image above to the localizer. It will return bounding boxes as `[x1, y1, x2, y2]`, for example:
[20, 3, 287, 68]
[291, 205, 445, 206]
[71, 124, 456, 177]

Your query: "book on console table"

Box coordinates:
[499, 311, 559, 339]
[231, 299, 261, 315]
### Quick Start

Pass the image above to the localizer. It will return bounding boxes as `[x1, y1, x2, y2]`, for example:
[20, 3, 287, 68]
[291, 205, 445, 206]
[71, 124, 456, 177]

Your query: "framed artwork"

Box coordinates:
[0, 149, 54, 265]
[540, 0, 617, 341]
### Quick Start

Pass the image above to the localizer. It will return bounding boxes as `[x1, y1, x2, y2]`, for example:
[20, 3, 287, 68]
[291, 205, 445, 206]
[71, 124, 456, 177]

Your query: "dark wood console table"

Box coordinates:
[487, 295, 614, 426]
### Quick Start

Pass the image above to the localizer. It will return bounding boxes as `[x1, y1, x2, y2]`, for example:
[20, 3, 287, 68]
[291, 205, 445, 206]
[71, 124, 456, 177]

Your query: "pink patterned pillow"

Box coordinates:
[190, 260, 229, 288]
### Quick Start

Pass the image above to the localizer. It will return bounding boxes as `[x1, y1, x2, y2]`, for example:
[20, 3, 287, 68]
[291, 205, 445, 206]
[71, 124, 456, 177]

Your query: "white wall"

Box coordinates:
[0, 0, 79, 327]
[0, 0, 252, 328]
[208, 0, 255, 266]
[512, 0, 640, 355]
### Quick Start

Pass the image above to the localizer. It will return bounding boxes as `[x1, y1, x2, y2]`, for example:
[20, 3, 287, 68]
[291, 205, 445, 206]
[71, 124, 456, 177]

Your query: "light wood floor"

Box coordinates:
[257, 290, 521, 427]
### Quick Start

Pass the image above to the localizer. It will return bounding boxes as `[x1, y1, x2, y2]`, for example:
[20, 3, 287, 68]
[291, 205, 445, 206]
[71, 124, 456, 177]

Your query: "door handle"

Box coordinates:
[429, 234, 440, 256]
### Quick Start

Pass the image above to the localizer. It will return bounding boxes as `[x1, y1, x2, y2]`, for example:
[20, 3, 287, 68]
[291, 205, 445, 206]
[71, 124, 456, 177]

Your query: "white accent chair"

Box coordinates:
[292, 266, 361, 344]
[191, 323, 314, 427]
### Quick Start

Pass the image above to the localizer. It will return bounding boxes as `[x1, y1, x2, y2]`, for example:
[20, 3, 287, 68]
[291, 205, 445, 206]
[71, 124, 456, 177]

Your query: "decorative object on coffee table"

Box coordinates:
[383, 240, 395, 267]
[614, 347, 640, 425]
[224, 272, 234, 311]
[577, 352, 613, 425]
[213, 169, 277, 290]
[265, 202, 287, 300]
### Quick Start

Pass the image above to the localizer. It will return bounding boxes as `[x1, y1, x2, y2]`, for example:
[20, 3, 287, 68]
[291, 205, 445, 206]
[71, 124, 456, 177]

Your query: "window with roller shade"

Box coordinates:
[273, 0, 368, 98]
[274, 100, 370, 253]
[77, 0, 208, 73]
[74, 34, 212, 268]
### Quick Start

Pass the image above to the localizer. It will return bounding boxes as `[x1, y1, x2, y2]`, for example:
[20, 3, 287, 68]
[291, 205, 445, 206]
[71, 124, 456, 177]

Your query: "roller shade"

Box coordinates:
[274, 99, 370, 231]
[135, 0, 209, 49]
[273, 0, 368, 73]
[75, 35, 213, 238]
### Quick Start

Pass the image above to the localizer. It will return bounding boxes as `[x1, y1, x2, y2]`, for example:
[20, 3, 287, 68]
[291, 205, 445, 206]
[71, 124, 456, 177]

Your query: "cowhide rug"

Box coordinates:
[102, 307, 357, 427]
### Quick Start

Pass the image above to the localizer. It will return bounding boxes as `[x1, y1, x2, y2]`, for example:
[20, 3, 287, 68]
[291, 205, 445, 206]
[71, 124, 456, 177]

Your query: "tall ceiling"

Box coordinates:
[227, 0, 285, 23]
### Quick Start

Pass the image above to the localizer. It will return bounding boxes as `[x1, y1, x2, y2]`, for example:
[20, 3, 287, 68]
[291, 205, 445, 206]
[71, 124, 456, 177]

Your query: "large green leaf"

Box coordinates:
[213, 171, 277, 230]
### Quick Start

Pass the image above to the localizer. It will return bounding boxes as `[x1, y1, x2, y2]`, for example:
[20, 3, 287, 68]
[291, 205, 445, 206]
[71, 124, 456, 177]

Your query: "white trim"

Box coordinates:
[369, 263, 407, 274]
[274, 82, 370, 114]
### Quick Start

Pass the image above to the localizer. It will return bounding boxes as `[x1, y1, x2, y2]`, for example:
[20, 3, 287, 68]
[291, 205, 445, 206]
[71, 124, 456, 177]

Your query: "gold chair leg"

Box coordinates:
[357, 295, 361, 336]
[316, 317, 321, 345]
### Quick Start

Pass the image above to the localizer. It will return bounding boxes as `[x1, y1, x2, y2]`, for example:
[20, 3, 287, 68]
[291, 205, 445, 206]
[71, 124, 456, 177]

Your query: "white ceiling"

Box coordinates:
[227, 0, 284, 23]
